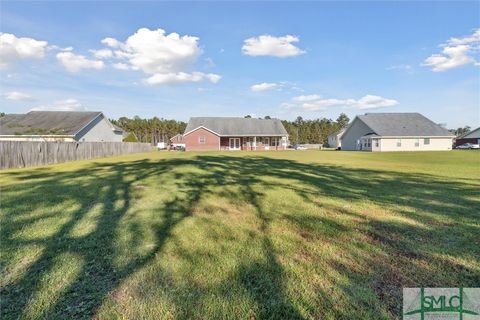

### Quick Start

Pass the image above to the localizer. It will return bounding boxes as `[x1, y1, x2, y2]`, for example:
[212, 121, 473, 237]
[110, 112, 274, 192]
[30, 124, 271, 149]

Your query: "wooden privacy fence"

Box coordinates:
[0, 141, 152, 169]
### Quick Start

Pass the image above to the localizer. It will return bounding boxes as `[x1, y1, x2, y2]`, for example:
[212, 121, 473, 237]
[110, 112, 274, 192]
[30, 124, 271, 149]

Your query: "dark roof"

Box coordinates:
[184, 117, 288, 136]
[356, 113, 454, 137]
[0, 111, 102, 135]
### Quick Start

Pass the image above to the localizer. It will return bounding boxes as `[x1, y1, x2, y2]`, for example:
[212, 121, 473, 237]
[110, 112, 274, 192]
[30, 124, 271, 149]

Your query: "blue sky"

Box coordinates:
[1, 1, 479, 128]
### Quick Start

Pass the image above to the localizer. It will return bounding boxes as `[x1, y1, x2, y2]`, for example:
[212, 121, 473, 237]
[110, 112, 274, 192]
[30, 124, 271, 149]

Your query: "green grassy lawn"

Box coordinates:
[1, 150, 479, 319]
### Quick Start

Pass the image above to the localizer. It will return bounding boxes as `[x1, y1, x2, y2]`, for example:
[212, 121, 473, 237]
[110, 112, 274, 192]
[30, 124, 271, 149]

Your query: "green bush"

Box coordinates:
[123, 132, 138, 142]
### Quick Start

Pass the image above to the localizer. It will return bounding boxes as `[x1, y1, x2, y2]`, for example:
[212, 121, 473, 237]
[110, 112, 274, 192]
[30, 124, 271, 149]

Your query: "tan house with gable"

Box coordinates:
[341, 113, 454, 152]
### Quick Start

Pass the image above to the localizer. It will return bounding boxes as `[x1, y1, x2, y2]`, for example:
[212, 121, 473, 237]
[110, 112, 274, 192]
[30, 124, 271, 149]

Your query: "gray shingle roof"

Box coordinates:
[184, 117, 288, 136]
[0, 111, 102, 135]
[357, 113, 454, 137]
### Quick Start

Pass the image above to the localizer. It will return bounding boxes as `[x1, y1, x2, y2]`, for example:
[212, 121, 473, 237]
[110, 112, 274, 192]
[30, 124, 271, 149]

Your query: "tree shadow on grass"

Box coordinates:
[1, 154, 479, 319]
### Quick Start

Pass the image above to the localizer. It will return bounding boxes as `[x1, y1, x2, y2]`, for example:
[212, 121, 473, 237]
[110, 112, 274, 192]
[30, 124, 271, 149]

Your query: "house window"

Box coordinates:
[367, 139, 371, 147]
[199, 136, 206, 144]
[415, 138, 420, 147]
[424, 138, 430, 145]
[271, 137, 278, 146]
[373, 139, 379, 147]
[396, 139, 402, 147]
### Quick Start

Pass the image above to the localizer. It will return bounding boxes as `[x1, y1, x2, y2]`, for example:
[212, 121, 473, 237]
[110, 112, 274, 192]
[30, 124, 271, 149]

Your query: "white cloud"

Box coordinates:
[282, 94, 399, 111]
[447, 28, 480, 46]
[251, 82, 279, 92]
[144, 72, 220, 85]
[2, 91, 33, 101]
[291, 86, 304, 92]
[31, 98, 86, 111]
[355, 95, 399, 109]
[242, 35, 305, 57]
[250, 81, 302, 92]
[0, 33, 48, 68]
[56, 51, 105, 72]
[89, 48, 113, 59]
[112, 62, 130, 70]
[101, 37, 122, 48]
[101, 27, 219, 85]
[293, 94, 322, 102]
[423, 28, 480, 72]
[206, 73, 221, 83]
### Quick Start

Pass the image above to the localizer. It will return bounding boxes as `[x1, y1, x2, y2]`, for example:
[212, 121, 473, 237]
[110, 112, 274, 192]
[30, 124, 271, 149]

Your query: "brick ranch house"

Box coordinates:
[182, 117, 289, 151]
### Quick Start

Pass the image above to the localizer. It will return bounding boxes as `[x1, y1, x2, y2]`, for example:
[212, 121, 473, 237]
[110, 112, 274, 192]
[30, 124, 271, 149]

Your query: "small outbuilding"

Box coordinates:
[0, 111, 124, 142]
[341, 113, 454, 151]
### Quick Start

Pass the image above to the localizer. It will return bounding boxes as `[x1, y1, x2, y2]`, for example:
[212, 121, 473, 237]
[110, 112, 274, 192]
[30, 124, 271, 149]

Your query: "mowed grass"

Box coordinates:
[1, 150, 479, 319]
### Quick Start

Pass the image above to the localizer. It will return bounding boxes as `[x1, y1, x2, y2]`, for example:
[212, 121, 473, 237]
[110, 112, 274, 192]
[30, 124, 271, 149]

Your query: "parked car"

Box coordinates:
[170, 143, 186, 151]
[293, 144, 307, 150]
[456, 143, 480, 149]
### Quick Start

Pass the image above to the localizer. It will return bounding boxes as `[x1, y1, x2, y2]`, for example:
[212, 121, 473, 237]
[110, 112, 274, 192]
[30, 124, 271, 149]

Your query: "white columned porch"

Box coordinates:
[253, 136, 256, 150]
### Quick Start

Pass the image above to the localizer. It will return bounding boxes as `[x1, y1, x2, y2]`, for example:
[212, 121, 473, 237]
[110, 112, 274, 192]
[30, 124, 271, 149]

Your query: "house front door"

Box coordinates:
[229, 138, 241, 150]
[264, 137, 270, 150]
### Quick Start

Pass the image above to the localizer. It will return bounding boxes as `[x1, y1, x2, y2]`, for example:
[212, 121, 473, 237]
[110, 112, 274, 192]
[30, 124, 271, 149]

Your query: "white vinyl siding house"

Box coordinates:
[327, 128, 346, 148]
[341, 113, 454, 152]
[358, 136, 453, 152]
[341, 118, 374, 151]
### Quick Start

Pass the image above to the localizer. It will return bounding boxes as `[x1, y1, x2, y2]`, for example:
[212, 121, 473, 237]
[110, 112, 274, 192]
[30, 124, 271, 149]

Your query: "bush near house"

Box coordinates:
[1, 151, 478, 319]
[122, 132, 139, 142]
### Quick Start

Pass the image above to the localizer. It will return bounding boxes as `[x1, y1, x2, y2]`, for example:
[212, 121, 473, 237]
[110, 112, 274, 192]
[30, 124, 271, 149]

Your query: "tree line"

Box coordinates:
[111, 116, 187, 145]
[281, 114, 349, 145]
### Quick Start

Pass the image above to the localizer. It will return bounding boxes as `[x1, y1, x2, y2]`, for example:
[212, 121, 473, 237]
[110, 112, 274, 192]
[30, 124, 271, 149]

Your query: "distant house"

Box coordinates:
[327, 128, 346, 149]
[341, 113, 454, 152]
[183, 117, 289, 151]
[113, 124, 129, 140]
[0, 111, 124, 142]
[455, 127, 480, 146]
